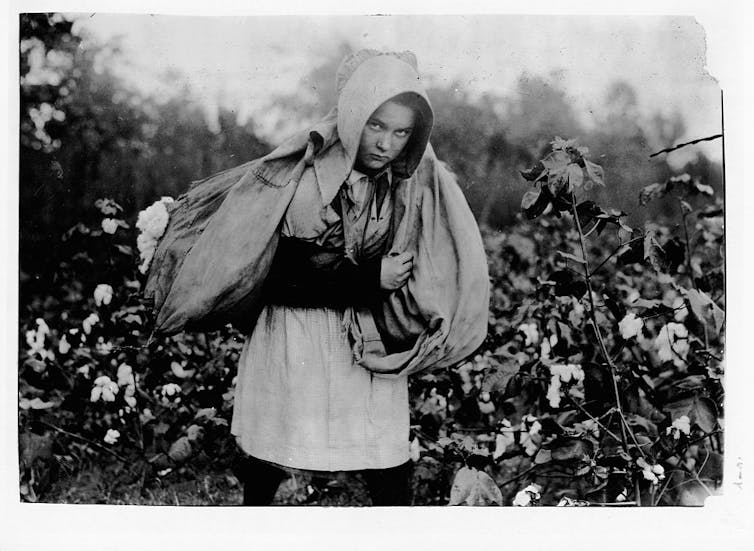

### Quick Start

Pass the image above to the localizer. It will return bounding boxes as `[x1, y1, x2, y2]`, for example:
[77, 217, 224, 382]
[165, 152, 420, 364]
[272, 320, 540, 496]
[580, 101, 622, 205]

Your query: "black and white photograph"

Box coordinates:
[4, 1, 753, 549]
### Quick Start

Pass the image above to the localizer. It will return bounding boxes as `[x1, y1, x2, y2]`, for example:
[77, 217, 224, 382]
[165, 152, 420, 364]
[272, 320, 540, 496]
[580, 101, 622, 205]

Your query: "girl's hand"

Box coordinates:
[380, 252, 413, 290]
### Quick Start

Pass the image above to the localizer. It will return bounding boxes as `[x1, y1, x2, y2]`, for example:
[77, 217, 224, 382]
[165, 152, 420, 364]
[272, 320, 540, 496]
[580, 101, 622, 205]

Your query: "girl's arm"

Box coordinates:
[263, 236, 382, 308]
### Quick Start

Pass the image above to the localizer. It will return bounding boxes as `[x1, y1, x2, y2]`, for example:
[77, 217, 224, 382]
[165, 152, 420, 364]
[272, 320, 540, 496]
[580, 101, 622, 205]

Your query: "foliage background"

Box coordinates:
[17, 13, 724, 506]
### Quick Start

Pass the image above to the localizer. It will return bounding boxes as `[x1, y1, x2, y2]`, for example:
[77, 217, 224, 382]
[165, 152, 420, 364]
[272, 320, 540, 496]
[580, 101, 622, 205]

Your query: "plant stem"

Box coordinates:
[678, 197, 697, 290]
[563, 395, 622, 443]
[653, 471, 674, 506]
[593, 235, 645, 274]
[498, 464, 540, 488]
[569, 192, 631, 454]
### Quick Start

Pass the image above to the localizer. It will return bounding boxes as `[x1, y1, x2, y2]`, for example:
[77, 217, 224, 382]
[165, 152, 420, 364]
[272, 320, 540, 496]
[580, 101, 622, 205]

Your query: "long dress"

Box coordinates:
[230, 168, 410, 472]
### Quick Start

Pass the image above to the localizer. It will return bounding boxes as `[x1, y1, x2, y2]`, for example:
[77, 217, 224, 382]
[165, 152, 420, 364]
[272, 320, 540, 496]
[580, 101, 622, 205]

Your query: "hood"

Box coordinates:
[336, 54, 434, 180]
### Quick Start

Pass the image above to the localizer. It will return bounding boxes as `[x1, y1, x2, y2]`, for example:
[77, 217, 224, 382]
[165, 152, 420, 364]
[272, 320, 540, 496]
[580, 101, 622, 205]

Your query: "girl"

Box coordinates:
[231, 51, 434, 505]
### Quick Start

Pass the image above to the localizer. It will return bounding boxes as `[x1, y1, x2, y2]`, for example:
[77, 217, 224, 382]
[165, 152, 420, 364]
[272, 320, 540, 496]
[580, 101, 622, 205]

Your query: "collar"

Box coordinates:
[345, 166, 392, 187]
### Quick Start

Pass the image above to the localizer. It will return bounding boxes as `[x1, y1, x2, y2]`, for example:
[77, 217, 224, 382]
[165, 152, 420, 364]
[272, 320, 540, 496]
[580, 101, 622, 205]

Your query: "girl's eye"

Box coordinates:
[368, 121, 382, 130]
[396, 129, 412, 138]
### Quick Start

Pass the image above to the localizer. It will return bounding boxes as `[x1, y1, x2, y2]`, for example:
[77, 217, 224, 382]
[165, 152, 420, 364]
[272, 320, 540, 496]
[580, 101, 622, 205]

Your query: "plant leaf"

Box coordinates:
[643, 231, 664, 272]
[448, 467, 503, 506]
[168, 436, 193, 463]
[534, 448, 552, 464]
[584, 159, 605, 187]
[557, 250, 586, 264]
[664, 395, 718, 433]
[631, 298, 663, 309]
[115, 244, 133, 256]
[639, 182, 666, 206]
[550, 437, 594, 461]
[567, 163, 584, 189]
[520, 161, 547, 182]
[521, 189, 540, 210]
[684, 288, 725, 335]
[19, 431, 54, 467]
[482, 361, 521, 396]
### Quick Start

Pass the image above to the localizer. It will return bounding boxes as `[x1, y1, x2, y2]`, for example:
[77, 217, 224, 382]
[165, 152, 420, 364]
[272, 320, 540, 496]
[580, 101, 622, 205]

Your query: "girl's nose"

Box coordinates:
[376, 133, 391, 151]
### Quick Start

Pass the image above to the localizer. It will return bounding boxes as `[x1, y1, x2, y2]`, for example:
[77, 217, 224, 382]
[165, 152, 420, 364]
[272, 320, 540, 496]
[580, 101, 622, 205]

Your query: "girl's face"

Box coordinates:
[356, 99, 416, 172]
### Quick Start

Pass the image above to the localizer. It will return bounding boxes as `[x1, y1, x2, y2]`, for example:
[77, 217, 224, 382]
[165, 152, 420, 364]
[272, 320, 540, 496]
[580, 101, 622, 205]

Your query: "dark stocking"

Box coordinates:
[362, 461, 412, 506]
[233, 454, 287, 506]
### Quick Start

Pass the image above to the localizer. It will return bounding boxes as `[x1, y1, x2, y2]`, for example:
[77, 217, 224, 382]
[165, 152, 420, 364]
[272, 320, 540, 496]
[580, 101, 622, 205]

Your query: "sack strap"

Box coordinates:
[355, 306, 386, 358]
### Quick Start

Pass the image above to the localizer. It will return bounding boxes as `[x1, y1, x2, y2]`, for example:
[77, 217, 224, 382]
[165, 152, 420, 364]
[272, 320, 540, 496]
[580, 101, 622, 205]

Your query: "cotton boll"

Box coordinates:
[618, 312, 643, 340]
[82, 313, 99, 335]
[90, 386, 102, 402]
[101, 218, 118, 234]
[546, 375, 562, 408]
[93, 283, 113, 306]
[512, 484, 541, 506]
[518, 323, 540, 346]
[103, 429, 120, 444]
[58, 334, 71, 354]
[117, 364, 135, 387]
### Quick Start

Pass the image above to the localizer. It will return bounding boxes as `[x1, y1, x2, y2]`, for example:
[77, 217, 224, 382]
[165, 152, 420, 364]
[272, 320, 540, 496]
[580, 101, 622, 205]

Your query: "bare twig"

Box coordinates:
[649, 134, 723, 158]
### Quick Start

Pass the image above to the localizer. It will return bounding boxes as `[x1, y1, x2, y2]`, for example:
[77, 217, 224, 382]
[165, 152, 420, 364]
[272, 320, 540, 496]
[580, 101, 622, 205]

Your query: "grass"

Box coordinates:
[39, 465, 381, 506]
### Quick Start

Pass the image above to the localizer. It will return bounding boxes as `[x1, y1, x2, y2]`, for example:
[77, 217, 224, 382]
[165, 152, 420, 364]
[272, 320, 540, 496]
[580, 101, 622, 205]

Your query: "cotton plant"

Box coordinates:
[117, 363, 138, 408]
[90, 376, 119, 403]
[655, 322, 690, 367]
[103, 429, 120, 445]
[93, 283, 113, 306]
[539, 334, 558, 362]
[25, 318, 54, 361]
[512, 483, 542, 506]
[95, 336, 113, 355]
[493, 419, 515, 460]
[518, 322, 540, 346]
[545, 364, 585, 409]
[636, 457, 665, 485]
[666, 415, 691, 440]
[135, 196, 174, 274]
[557, 496, 589, 506]
[567, 298, 586, 327]
[618, 312, 643, 340]
[520, 415, 542, 457]
[409, 437, 422, 462]
[82, 313, 99, 335]
[160, 383, 183, 405]
[101, 218, 119, 234]
[57, 334, 71, 354]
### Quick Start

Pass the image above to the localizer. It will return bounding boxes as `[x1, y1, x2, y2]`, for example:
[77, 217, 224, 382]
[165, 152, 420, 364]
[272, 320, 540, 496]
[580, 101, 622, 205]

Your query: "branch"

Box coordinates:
[649, 134, 723, 158]
[592, 235, 645, 274]
[497, 464, 540, 488]
[39, 420, 129, 463]
[563, 395, 623, 444]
